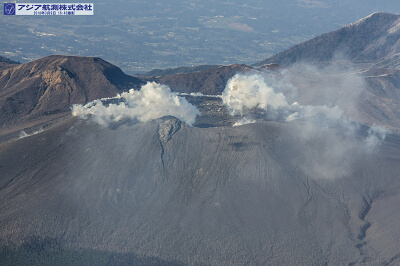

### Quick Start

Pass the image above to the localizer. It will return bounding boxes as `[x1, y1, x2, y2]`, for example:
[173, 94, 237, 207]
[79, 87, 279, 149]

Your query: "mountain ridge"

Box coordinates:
[0, 55, 19, 65]
[140, 64, 222, 77]
[255, 12, 400, 66]
[150, 64, 253, 95]
[0, 55, 144, 129]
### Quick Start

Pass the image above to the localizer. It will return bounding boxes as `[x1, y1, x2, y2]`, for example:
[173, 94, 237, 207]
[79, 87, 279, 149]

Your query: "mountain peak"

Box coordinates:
[346, 12, 399, 28]
[0, 55, 144, 128]
[255, 12, 400, 66]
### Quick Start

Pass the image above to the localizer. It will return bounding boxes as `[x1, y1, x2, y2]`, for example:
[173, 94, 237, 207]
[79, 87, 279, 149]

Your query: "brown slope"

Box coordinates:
[0, 55, 145, 128]
[0, 63, 19, 72]
[151, 64, 253, 95]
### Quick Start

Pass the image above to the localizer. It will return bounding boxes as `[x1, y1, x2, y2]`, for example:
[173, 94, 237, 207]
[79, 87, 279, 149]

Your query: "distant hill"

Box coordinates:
[0, 56, 19, 64]
[252, 12, 400, 132]
[140, 65, 221, 77]
[255, 12, 400, 66]
[0, 56, 20, 71]
[149, 64, 253, 95]
[0, 55, 144, 128]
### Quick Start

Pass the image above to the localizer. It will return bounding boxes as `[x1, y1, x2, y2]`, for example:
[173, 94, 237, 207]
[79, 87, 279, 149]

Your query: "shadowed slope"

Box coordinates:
[0, 56, 19, 71]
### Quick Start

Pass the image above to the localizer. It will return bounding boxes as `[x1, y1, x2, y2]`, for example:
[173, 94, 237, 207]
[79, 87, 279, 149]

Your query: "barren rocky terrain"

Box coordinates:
[1, 13, 400, 265]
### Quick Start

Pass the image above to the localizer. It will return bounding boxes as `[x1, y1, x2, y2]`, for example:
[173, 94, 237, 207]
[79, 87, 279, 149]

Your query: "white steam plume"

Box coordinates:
[286, 103, 344, 122]
[222, 74, 288, 115]
[233, 117, 256, 127]
[221, 72, 389, 179]
[72, 82, 200, 126]
[222, 73, 343, 122]
[19, 128, 44, 139]
[365, 124, 390, 151]
[178, 92, 221, 98]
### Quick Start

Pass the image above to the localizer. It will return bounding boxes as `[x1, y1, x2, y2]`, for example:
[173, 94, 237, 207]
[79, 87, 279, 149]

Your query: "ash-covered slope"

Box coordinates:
[274, 64, 400, 133]
[0, 55, 144, 128]
[255, 12, 400, 66]
[1, 117, 400, 265]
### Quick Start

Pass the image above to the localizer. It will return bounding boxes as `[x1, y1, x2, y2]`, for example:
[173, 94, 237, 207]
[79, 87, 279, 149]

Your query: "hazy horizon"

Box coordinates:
[2, 0, 400, 74]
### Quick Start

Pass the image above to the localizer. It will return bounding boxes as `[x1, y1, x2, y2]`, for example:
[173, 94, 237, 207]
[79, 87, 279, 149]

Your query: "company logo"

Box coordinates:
[3, 3, 93, 16]
[4, 3, 15, 15]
